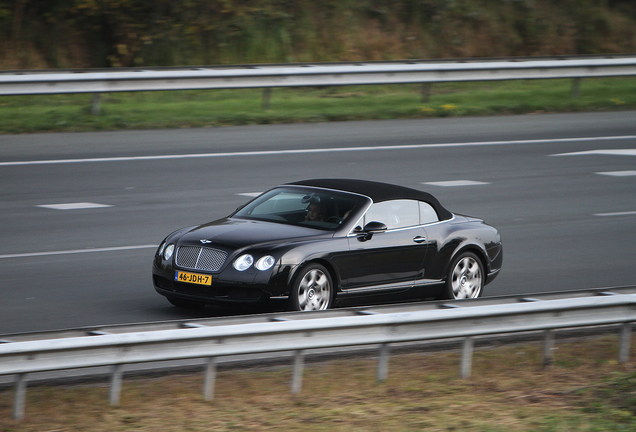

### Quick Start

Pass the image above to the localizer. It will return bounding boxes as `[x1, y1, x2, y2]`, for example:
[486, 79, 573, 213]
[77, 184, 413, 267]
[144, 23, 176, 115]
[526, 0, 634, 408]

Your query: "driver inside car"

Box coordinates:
[305, 202, 325, 221]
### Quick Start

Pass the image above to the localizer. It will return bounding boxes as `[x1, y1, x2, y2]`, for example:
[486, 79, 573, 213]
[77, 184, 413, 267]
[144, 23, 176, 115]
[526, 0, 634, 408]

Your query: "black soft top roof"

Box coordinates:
[287, 179, 453, 221]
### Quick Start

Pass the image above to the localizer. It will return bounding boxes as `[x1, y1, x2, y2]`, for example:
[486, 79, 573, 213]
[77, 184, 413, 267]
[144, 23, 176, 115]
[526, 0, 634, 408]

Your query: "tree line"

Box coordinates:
[1, 0, 635, 70]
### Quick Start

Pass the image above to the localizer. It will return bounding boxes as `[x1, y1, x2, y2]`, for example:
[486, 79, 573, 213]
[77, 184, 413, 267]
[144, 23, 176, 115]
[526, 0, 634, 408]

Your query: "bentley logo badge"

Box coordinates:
[200, 239, 212, 244]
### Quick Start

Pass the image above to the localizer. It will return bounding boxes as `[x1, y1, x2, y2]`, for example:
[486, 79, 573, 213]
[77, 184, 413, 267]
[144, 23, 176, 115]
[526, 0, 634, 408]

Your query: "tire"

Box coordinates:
[443, 252, 484, 300]
[288, 263, 333, 311]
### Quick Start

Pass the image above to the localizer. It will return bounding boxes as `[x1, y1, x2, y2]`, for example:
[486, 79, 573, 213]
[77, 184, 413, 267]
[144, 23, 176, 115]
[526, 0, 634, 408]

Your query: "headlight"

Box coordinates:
[233, 254, 254, 271]
[157, 241, 166, 257]
[163, 244, 175, 261]
[255, 255, 276, 271]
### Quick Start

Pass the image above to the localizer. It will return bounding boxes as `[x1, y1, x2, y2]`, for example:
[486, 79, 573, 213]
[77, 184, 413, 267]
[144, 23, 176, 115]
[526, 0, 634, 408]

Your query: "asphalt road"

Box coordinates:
[1, 111, 635, 334]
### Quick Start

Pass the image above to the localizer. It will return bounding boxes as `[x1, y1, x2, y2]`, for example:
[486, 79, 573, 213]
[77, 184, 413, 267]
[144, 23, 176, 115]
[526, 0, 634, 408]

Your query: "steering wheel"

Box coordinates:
[327, 216, 344, 225]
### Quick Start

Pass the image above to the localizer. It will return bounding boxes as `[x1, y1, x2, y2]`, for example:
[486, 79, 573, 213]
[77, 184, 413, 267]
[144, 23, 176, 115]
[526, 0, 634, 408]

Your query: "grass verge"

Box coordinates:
[1, 335, 636, 431]
[1, 77, 635, 134]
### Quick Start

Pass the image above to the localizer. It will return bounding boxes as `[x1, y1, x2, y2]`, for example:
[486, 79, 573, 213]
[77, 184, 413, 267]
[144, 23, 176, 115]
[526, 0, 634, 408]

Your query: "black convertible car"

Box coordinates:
[152, 179, 502, 311]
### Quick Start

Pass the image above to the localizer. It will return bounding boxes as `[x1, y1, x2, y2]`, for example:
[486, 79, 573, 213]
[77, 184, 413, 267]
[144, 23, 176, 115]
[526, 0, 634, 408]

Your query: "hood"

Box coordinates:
[177, 218, 331, 249]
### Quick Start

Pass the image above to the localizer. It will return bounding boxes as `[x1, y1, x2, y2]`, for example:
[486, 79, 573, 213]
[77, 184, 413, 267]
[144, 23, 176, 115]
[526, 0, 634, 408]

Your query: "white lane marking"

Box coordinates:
[596, 170, 636, 177]
[36, 202, 113, 210]
[551, 149, 636, 157]
[2, 135, 635, 166]
[423, 180, 490, 187]
[594, 211, 636, 217]
[237, 192, 263, 197]
[0, 245, 157, 259]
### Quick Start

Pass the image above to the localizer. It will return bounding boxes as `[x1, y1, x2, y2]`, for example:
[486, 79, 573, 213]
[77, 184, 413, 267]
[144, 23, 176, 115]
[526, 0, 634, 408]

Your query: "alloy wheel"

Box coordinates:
[296, 268, 332, 311]
[450, 255, 483, 299]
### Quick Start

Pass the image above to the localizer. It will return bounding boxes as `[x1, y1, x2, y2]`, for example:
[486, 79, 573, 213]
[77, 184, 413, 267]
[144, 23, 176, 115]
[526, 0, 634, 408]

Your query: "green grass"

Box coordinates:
[1, 335, 636, 431]
[1, 77, 635, 134]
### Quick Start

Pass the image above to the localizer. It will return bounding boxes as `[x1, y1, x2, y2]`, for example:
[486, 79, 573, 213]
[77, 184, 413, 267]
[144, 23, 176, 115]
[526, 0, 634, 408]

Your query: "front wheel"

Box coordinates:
[443, 252, 484, 300]
[288, 263, 333, 311]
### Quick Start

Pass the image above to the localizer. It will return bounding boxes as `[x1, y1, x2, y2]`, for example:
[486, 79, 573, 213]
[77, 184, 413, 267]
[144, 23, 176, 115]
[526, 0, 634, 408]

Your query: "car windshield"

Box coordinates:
[232, 187, 368, 231]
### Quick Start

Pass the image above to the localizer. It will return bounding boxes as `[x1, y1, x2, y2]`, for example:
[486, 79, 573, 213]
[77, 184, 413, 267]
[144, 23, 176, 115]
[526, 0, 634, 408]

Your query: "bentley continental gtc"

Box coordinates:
[152, 179, 502, 311]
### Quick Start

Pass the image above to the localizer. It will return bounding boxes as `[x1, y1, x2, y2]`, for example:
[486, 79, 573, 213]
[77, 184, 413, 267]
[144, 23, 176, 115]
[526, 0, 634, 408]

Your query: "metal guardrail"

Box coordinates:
[2, 290, 636, 420]
[1, 56, 635, 96]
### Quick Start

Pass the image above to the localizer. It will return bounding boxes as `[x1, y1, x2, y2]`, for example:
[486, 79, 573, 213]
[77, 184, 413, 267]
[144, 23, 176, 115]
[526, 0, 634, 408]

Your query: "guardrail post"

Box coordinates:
[460, 337, 473, 379]
[262, 88, 272, 110]
[543, 329, 555, 368]
[109, 364, 123, 406]
[377, 343, 390, 381]
[619, 323, 632, 364]
[421, 83, 431, 103]
[291, 350, 305, 395]
[203, 357, 217, 401]
[571, 78, 581, 99]
[91, 93, 101, 115]
[13, 373, 27, 420]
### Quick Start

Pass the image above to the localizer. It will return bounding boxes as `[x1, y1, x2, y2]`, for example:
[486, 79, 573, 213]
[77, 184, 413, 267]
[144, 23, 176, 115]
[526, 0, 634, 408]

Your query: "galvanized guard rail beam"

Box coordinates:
[2, 293, 636, 419]
[4, 285, 636, 344]
[1, 56, 635, 96]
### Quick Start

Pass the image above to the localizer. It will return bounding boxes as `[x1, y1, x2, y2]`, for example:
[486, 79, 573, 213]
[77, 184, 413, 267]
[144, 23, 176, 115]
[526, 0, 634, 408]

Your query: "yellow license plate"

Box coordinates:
[175, 271, 212, 286]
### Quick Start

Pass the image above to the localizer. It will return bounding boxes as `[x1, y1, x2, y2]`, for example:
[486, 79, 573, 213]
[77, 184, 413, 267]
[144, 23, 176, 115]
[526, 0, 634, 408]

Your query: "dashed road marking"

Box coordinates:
[596, 170, 636, 177]
[594, 211, 636, 217]
[36, 202, 112, 210]
[422, 180, 490, 187]
[551, 149, 636, 157]
[237, 192, 262, 197]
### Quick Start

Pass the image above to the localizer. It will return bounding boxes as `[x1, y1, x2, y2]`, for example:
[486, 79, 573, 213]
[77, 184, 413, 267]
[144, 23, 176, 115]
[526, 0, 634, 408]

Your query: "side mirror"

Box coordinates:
[358, 221, 387, 241]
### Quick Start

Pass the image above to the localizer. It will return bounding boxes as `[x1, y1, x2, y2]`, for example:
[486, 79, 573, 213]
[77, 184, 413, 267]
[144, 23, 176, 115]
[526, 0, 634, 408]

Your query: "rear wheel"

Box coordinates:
[288, 263, 333, 311]
[443, 252, 484, 300]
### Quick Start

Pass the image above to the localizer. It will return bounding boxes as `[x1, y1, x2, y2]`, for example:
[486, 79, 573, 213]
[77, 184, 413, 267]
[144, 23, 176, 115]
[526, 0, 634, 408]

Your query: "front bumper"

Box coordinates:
[152, 261, 292, 305]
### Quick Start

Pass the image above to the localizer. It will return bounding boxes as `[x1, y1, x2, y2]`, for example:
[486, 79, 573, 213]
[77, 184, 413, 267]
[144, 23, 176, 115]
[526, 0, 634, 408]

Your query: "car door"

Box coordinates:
[336, 199, 428, 292]
[414, 200, 445, 284]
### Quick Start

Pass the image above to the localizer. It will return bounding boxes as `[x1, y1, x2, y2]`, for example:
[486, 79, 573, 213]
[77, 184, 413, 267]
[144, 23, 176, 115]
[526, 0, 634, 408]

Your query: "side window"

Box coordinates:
[363, 200, 420, 230]
[419, 201, 439, 224]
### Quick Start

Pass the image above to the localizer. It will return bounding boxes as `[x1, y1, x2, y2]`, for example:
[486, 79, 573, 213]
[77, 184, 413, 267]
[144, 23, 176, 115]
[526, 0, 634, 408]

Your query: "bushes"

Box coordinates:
[1, 0, 635, 70]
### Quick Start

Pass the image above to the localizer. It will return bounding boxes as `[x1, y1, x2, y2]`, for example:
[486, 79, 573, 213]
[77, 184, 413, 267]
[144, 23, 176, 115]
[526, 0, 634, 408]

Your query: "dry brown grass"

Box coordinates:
[2, 335, 635, 431]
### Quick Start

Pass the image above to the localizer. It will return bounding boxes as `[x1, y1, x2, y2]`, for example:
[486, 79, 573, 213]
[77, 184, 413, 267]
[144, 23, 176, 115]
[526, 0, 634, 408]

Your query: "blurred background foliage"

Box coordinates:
[0, 0, 635, 70]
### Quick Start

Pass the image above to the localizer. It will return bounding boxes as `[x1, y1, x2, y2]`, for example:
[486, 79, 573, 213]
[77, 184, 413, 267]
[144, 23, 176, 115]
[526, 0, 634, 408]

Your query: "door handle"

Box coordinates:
[413, 236, 427, 243]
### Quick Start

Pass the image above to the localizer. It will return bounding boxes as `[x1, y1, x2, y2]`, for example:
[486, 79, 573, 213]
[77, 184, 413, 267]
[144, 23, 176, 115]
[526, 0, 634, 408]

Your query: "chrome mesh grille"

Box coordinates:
[175, 246, 227, 272]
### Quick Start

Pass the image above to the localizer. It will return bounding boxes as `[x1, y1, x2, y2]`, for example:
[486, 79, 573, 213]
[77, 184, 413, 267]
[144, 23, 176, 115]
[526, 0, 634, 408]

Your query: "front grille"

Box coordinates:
[175, 246, 227, 272]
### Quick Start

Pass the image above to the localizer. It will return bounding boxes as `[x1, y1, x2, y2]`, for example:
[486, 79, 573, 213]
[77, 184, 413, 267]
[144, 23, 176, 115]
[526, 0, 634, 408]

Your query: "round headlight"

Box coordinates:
[163, 244, 175, 261]
[233, 254, 254, 271]
[255, 255, 276, 271]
